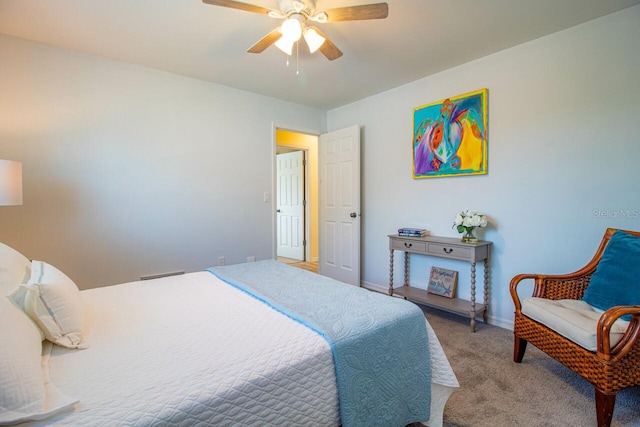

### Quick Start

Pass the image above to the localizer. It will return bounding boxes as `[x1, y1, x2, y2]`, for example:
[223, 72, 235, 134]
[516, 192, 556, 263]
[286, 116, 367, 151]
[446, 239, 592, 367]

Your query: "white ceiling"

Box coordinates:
[1, 0, 639, 110]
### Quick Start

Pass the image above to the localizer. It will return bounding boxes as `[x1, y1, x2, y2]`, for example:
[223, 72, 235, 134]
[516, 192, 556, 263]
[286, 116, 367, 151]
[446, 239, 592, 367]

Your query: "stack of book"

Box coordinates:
[397, 227, 429, 237]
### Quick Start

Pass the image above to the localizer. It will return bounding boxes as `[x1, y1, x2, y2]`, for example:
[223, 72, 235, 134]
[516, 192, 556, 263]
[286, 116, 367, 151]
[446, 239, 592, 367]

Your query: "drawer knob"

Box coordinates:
[443, 248, 453, 254]
[404, 242, 413, 248]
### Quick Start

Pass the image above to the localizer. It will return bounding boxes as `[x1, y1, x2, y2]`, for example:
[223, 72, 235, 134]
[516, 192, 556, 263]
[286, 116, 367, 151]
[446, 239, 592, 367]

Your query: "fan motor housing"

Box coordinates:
[278, 0, 315, 17]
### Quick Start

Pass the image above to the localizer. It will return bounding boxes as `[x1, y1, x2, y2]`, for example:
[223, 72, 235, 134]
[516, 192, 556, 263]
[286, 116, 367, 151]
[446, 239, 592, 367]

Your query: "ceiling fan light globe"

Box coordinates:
[280, 17, 303, 41]
[303, 27, 325, 53]
[274, 36, 295, 55]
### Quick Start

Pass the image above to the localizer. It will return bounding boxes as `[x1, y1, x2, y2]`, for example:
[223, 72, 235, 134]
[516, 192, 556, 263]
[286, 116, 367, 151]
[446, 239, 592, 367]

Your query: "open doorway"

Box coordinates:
[275, 129, 319, 269]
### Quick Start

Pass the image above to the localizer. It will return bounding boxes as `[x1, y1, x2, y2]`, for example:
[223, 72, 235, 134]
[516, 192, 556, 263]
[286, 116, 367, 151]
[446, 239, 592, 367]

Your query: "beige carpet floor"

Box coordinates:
[421, 306, 640, 427]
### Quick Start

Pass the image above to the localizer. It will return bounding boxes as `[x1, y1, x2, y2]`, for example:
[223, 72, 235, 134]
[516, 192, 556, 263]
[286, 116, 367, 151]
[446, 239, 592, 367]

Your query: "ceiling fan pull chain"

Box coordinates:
[296, 40, 300, 76]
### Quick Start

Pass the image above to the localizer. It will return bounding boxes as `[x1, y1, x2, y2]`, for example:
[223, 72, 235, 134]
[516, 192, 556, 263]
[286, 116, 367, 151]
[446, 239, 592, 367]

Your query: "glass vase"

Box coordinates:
[461, 227, 478, 243]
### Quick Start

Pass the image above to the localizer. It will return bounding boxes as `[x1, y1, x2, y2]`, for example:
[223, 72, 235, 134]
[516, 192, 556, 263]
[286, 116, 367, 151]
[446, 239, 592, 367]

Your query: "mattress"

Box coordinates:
[27, 270, 458, 426]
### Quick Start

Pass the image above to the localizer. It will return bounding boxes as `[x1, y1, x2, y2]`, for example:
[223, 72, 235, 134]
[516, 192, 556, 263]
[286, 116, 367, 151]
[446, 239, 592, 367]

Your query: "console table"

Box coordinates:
[388, 234, 492, 332]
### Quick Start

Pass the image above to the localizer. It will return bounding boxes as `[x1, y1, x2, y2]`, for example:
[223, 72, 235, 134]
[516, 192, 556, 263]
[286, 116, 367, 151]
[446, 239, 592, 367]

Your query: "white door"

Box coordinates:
[276, 151, 305, 260]
[319, 125, 361, 286]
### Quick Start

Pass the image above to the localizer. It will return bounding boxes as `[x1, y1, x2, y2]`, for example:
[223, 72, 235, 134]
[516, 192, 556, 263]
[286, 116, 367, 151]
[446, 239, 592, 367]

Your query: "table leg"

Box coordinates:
[403, 251, 410, 287]
[389, 250, 394, 296]
[483, 259, 490, 323]
[470, 261, 477, 332]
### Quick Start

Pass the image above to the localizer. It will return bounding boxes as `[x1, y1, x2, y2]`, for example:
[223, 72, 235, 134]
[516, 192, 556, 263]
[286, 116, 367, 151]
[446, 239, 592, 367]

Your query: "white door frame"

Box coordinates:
[271, 123, 322, 261]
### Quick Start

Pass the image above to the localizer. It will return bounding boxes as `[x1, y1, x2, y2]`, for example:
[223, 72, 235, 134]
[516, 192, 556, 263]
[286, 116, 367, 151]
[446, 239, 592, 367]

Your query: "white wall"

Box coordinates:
[2, 7, 639, 328]
[328, 6, 640, 328]
[0, 34, 326, 289]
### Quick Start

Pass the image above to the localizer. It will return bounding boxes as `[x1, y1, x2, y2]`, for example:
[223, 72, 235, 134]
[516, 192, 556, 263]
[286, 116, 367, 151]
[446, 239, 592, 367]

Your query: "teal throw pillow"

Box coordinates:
[582, 230, 640, 320]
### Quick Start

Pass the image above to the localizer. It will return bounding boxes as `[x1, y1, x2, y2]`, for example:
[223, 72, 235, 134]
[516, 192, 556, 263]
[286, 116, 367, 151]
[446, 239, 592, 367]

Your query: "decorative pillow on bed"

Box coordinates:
[0, 292, 45, 423]
[8, 286, 45, 341]
[22, 260, 88, 349]
[0, 293, 78, 424]
[0, 242, 31, 295]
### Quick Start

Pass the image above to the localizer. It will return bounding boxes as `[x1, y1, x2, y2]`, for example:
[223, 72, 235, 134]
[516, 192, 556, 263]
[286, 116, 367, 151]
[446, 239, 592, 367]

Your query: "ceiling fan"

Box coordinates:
[202, 0, 389, 61]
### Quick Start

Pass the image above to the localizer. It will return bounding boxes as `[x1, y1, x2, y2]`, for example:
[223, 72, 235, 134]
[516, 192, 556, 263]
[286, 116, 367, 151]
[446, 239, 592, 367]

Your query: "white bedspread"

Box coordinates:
[28, 271, 458, 426]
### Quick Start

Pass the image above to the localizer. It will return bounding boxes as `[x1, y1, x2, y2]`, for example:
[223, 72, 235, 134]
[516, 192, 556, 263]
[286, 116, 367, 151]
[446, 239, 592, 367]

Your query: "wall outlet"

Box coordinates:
[247, 256, 256, 262]
[218, 256, 225, 266]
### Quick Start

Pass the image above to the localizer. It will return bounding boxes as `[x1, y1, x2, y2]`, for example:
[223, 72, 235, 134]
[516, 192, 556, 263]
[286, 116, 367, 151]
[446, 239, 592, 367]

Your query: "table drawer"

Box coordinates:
[391, 239, 427, 253]
[428, 243, 471, 260]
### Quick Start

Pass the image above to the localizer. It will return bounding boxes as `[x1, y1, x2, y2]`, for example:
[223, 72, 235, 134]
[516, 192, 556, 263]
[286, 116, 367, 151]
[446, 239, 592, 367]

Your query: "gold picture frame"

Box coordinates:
[427, 267, 458, 298]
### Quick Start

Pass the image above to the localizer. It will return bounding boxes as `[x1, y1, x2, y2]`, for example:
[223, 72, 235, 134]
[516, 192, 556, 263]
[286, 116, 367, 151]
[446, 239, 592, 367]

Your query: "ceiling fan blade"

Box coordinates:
[308, 27, 343, 61]
[323, 3, 388, 22]
[247, 28, 283, 53]
[202, 0, 273, 15]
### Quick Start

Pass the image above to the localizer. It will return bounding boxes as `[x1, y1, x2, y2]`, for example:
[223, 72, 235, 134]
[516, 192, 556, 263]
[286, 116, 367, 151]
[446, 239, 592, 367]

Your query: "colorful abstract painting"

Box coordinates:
[413, 88, 488, 178]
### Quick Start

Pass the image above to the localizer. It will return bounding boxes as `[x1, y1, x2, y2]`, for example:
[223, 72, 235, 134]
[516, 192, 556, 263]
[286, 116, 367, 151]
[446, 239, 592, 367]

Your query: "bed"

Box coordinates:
[0, 243, 458, 427]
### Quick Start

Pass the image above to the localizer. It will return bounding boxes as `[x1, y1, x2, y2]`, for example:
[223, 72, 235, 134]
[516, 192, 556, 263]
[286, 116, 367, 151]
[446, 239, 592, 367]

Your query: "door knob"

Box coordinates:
[350, 212, 357, 218]
[276, 209, 281, 213]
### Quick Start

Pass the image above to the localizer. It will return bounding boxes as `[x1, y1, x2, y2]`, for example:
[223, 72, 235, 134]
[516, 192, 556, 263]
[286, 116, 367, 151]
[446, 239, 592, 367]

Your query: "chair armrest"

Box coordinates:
[509, 272, 593, 314]
[509, 274, 539, 313]
[597, 306, 640, 361]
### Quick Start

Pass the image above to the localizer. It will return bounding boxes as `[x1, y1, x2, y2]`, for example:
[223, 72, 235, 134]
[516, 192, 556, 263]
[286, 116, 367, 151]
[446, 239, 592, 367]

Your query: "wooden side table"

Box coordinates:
[388, 234, 492, 332]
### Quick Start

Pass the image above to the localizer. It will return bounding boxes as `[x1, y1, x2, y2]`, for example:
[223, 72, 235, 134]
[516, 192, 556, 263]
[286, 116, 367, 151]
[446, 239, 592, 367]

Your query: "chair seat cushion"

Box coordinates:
[521, 297, 630, 351]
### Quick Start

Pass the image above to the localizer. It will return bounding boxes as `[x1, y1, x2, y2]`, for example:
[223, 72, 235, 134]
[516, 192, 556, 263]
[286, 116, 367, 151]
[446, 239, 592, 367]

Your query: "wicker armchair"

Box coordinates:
[510, 228, 640, 427]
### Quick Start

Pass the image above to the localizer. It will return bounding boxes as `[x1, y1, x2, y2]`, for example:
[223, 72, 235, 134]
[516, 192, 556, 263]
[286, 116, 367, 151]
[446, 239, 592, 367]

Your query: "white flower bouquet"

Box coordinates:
[453, 210, 487, 242]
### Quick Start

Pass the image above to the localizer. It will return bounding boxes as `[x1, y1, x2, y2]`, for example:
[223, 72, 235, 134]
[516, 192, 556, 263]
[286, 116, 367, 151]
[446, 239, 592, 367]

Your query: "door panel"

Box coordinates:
[319, 125, 360, 286]
[340, 222, 353, 269]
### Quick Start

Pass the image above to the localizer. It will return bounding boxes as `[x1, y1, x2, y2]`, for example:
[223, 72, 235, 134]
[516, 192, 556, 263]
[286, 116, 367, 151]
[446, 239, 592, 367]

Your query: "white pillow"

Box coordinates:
[23, 261, 88, 349]
[8, 286, 45, 341]
[0, 242, 31, 295]
[0, 295, 78, 424]
[0, 293, 45, 422]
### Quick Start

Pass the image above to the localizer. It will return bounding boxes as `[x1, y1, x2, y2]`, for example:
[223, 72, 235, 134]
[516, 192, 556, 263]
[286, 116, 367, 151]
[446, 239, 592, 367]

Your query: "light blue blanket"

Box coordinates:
[207, 260, 430, 427]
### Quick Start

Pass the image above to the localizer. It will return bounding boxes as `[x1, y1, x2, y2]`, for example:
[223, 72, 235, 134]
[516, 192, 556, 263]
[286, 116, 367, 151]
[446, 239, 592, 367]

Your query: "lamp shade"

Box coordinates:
[0, 159, 23, 206]
[280, 17, 302, 42]
[275, 36, 296, 56]
[275, 15, 305, 56]
[303, 27, 325, 53]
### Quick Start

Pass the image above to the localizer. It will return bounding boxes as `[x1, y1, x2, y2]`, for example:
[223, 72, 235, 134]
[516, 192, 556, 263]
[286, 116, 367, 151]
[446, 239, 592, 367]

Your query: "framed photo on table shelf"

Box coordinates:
[427, 267, 458, 298]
